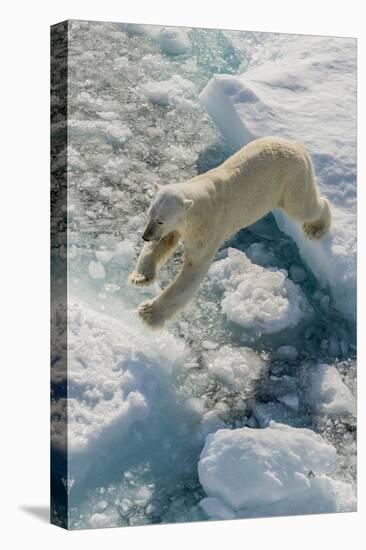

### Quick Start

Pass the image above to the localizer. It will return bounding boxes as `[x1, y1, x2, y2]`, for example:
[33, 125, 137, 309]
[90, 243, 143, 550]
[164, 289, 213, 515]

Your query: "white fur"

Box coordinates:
[129, 136, 331, 329]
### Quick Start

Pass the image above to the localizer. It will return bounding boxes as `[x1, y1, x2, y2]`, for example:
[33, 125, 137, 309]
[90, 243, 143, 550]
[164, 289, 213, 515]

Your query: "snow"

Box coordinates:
[52, 232, 187, 489]
[204, 345, 265, 392]
[200, 35, 356, 320]
[53, 295, 185, 459]
[124, 24, 191, 55]
[157, 28, 191, 55]
[307, 363, 356, 416]
[68, 119, 132, 144]
[198, 422, 355, 517]
[208, 248, 310, 334]
[236, 476, 356, 518]
[141, 75, 196, 108]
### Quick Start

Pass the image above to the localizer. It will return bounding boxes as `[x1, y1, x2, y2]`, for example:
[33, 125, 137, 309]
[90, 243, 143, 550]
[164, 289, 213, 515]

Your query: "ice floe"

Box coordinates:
[198, 422, 356, 517]
[208, 248, 311, 334]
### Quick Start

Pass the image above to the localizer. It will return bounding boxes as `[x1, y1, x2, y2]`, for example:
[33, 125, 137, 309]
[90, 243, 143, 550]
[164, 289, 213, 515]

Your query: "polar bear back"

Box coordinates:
[181, 136, 319, 244]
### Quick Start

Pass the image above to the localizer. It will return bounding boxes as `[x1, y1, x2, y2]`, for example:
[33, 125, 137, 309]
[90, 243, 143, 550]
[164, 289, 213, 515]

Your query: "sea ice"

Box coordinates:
[157, 27, 191, 55]
[198, 422, 355, 516]
[307, 363, 356, 416]
[68, 119, 132, 144]
[204, 344, 266, 392]
[141, 75, 196, 108]
[51, 289, 187, 493]
[208, 248, 310, 334]
[64, 298, 185, 454]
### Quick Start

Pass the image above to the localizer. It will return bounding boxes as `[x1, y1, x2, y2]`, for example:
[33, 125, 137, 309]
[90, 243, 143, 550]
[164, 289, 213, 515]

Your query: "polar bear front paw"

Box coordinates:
[129, 271, 155, 287]
[138, 299, 166, 329]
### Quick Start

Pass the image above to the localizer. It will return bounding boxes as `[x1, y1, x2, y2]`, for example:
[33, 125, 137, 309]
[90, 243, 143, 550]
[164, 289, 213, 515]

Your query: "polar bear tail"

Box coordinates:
[303, 197, 332, 240]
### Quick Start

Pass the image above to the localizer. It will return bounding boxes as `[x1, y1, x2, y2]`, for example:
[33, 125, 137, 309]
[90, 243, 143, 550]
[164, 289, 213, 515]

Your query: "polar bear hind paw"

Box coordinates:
[129, 271, 155, 286]
[303, 220, 328, 240]
[138, 299, 165, 329]
[303, 198, 331, 240]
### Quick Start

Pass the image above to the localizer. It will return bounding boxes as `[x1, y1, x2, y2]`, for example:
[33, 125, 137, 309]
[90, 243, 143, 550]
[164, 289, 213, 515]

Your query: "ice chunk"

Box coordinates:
[198, 411, 227, 439]
[204, 344, 265, 392]
[198, 422, 355, 515]
[95, 250, 113, 264]
[129, 24, 191, 55]
[68, 119, 131, 144]
[308, 363, 356, 416]
[141, 75, 196, 108]
[89, 511, 119, 529]
[208, 248, 310, 334]
[88, 261, 106, 279]
[157, 28, 191, 55]
[200, 36, 356, 320]
[201, 339, 219, 350]
[64, 299, 185, 455]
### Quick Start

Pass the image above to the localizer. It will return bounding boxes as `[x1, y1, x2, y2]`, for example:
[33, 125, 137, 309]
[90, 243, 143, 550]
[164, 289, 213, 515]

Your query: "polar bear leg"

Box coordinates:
[129, 231, 180, 286]
[280, 174, 331, 240]
[138, 252, 215, 328]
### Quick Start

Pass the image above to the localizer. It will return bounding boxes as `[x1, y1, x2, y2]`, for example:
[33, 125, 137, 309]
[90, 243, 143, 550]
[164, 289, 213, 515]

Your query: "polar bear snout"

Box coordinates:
[142, 228, 153, 242]
[142, 221, 161, 242]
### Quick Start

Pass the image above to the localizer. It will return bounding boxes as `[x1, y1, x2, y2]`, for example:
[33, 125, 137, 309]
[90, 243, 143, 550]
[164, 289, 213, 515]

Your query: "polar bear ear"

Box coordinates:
[153, 183, 162, 193]
[183, 199, 193, 210]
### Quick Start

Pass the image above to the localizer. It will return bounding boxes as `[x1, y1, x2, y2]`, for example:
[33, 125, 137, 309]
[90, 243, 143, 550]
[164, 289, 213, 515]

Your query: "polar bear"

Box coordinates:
[129, 136, 331, 329]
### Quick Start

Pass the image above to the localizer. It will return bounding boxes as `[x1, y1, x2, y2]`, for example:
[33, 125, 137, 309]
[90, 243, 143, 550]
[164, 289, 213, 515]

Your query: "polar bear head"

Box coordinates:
[142, 184, 193, 242]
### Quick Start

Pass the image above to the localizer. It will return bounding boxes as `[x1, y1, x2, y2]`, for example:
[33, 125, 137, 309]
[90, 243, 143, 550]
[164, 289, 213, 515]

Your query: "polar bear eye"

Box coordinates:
[156, 220, 164, 225]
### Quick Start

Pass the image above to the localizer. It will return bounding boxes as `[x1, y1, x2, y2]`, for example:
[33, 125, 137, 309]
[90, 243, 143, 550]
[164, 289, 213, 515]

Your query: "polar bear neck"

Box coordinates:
[170, 177, 226, 257]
